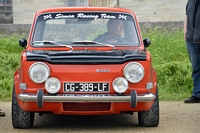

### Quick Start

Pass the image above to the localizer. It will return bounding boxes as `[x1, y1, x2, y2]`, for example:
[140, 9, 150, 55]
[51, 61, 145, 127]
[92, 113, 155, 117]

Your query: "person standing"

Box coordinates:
[184, 0, 200, 103]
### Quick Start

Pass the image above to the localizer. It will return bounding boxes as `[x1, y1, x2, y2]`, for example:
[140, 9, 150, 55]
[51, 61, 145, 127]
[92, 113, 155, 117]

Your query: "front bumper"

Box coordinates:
[18, 90, 155, 108]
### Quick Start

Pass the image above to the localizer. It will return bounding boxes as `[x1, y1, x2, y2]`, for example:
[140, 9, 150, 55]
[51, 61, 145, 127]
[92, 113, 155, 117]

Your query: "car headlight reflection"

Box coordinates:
[45, 77, 61, 94]
[113, 77, 128, 93]
[124, 62, 144, 83]
[29, 62, 50, 83]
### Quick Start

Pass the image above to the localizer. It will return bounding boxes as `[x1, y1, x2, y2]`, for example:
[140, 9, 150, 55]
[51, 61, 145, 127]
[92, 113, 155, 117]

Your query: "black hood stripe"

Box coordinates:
[26, 50, 146, 64]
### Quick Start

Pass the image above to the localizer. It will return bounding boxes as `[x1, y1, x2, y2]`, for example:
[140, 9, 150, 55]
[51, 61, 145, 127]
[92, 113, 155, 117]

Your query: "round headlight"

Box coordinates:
[123, 62, 144, 83]
[113, 77, 128, 93]
[45, 77, 61, 94]
[29, 62, 50, 83]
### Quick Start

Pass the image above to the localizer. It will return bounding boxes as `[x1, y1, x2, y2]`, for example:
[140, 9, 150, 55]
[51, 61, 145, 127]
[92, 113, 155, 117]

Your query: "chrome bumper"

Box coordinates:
[18, 92, 155, 103]
[18, 90, 155, 108]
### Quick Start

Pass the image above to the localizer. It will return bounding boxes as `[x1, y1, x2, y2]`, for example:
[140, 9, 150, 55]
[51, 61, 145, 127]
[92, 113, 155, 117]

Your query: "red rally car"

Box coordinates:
[12, 6, 159, 128]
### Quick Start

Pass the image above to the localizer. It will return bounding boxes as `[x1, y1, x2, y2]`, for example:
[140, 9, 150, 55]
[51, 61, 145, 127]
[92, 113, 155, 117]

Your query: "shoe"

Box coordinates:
[184, 96, 200, 103]
[0, 109, 5, 117]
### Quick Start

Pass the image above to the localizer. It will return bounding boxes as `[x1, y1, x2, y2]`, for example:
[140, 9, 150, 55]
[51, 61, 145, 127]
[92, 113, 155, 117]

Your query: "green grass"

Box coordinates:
[142, 28, 192, 100]
[0, 35, 24, 101]
[0, 28, 193, 101]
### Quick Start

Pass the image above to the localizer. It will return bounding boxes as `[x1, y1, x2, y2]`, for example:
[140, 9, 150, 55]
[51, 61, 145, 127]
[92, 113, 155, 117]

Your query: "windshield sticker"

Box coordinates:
[40, 13, 130, 21]
[33, 42, 44, 46]
[119, 14, 127, 20]
[77, 13, 99, 19]
[43, 14, 52, 20]
[55, 14, 75, 19]
[101, 14, 116, 19]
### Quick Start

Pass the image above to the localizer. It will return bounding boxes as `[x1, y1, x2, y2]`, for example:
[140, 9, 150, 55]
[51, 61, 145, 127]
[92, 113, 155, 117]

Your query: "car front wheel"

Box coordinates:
[138, 86, 159, 127]
[12, 86, 35, 128]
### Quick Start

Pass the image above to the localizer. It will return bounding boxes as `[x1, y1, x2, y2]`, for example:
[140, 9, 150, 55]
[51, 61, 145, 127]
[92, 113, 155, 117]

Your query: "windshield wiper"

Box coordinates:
[71, 40, 115, 50]
[32, 41, 73, 51]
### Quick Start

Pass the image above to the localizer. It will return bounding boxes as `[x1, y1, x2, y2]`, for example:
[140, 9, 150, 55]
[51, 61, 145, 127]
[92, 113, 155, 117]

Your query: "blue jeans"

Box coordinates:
[186, 41, 200, 98]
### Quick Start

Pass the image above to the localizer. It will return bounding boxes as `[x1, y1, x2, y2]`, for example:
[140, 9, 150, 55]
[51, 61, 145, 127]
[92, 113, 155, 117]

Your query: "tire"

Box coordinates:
[138, 86, 159, 127]
[12, 86, 35, 128]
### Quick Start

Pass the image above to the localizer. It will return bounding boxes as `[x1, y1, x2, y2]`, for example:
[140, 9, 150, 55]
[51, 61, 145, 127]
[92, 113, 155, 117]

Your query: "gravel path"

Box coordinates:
[0, 101, 199, 133]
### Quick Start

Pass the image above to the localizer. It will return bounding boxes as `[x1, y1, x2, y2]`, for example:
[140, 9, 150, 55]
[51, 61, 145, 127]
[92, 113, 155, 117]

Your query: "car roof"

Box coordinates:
[35, 7, 137, 18]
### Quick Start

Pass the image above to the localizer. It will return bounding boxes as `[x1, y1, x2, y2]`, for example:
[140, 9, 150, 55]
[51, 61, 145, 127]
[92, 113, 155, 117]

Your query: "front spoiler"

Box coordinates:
[18, 90, 155, 108]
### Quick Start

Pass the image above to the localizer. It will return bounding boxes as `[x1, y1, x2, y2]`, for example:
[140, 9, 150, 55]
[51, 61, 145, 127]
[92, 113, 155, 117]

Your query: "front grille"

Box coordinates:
[63, 102, 111, 111]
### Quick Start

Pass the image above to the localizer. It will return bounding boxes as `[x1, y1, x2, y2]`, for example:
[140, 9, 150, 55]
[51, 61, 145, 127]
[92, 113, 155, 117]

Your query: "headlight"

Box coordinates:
[123, 62, 144, 83]
[113, 77, 128, 93]
[29, 62, 50, 83]
[45, 77, 61, 94]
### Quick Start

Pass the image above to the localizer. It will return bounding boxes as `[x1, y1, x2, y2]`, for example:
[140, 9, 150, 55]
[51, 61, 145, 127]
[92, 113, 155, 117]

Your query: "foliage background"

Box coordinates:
[0, 28, 192, 101]
[142, 28, 192, 100]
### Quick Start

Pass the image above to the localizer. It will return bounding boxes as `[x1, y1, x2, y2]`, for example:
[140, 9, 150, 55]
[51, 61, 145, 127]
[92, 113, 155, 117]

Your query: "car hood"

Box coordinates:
[26, 50, 146, 64]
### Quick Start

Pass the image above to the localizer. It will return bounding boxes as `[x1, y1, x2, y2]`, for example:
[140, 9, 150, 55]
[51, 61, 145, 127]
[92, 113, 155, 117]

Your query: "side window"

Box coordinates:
[33, 21, 45, 41]
[123, 20, 139, 44]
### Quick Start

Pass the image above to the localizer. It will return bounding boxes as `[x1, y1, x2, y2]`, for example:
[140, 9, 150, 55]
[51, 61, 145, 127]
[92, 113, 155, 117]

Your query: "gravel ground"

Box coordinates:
[0, 101, 200, 133]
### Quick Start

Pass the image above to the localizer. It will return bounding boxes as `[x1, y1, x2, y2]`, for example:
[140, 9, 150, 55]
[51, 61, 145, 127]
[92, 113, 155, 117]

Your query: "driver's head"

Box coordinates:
[107, 19, 124, 37]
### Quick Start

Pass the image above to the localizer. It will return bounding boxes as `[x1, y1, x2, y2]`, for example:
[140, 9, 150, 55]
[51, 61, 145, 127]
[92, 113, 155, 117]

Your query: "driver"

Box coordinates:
[94, 19, 125, 42]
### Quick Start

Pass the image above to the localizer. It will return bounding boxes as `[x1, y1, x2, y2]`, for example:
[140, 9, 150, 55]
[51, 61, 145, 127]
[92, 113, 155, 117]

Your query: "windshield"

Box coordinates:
[32, 12, 140, 46]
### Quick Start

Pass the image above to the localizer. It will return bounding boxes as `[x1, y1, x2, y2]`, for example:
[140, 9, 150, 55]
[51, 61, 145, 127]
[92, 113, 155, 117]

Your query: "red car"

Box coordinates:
[12, 7, 159, 128]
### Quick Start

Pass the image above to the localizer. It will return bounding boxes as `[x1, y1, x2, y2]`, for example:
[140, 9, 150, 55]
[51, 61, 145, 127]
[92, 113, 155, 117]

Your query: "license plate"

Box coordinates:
[64, 82, 109, 92]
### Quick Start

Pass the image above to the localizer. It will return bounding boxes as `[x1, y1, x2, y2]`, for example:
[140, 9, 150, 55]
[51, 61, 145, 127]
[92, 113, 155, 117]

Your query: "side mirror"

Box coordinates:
[143, 38, 151, 48]
[19, 38, 27, 48]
